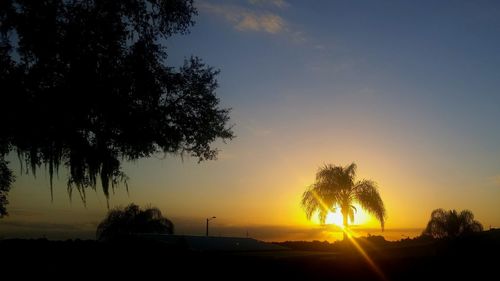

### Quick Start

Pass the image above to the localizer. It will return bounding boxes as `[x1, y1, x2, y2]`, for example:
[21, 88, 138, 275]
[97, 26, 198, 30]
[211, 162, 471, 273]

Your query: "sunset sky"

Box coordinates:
[2, 0, 500, 241]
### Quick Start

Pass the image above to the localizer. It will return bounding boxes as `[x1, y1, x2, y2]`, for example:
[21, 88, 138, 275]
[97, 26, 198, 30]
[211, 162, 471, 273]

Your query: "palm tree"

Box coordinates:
[96, 203, 174, 241]
[301, 163, 386, 240]
[422, 208, 483, 239]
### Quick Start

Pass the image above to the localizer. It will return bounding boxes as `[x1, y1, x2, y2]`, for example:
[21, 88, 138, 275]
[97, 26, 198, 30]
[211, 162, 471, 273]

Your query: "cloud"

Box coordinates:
[236, 13, 285, 33]
[291, 30, 306, 43]
[487, 175, 500, 186]
[248, 0, 289, 8]
[314, 44, 326, 50]
[199, 2, 287, 34]
[0, 220, 98, 231]
[244, 119, 272, 137]
[8, 209, 43, 217]
[0, 219, 99, 239]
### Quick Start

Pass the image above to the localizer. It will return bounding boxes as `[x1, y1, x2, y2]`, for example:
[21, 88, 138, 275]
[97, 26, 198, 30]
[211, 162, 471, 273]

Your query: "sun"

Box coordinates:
[323, 204, 372, 227]
[325, 210, 344, 226]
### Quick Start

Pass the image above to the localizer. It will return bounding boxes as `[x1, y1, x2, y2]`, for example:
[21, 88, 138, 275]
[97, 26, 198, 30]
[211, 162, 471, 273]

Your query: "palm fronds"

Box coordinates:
[353, 179, 386, 230]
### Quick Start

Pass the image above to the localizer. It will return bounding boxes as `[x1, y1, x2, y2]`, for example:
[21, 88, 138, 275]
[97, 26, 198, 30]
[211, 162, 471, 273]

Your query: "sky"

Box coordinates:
[2, 0, 500, 241]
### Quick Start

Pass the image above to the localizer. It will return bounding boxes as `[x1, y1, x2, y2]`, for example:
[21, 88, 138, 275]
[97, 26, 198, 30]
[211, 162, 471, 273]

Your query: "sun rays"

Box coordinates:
[307, 188, 388, 281]
[341, 227, 389, 281]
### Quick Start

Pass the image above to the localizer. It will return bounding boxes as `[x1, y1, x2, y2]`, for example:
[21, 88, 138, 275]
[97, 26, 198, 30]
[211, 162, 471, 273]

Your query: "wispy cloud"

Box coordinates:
[236, 13, 285, 33]
[314, 44, 326, 50]
[8, 208, 43, 217]
[248, 0, 289, 8]
[0, 219, 99, 239]
[2, 221, 70, 230]
[199, 2, 287, 34]
[487, 174, 500, 186]
[244, 119, 272, 137]
[0, 220, 97, 231]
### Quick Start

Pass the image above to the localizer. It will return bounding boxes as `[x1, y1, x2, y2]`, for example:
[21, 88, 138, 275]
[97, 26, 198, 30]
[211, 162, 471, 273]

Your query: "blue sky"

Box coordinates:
[2, 0, 500, 241]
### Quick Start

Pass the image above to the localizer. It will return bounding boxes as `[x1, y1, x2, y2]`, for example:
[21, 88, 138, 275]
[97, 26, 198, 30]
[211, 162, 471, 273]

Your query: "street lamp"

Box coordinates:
[206, 216, 216, 236]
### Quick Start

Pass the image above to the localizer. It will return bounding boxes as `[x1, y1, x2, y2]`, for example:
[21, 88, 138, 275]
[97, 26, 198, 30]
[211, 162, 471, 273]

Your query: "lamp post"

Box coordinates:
[206, 216, 216, 236]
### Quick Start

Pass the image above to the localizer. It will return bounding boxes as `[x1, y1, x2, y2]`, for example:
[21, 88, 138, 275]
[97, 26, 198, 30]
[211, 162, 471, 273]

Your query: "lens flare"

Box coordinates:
[342, 227, 389, 281]
[310, 190, 388, 281]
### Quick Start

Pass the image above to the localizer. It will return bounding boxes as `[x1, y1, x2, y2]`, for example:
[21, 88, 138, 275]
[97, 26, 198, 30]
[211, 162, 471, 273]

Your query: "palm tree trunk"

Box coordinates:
[342, 211, 348, 241]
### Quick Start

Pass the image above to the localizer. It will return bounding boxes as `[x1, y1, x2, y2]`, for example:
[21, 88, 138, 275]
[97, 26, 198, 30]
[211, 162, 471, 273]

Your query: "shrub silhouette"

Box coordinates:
[422, 208, 483, 239]
[96, 203, 174, 241]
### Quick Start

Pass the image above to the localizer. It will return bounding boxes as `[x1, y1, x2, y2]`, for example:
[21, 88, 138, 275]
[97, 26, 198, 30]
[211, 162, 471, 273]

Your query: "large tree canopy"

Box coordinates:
[0, 0, 234, 213]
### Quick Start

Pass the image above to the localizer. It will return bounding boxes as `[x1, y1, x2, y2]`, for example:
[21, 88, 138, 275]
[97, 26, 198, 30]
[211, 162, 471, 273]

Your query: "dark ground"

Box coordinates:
[2, 229, 499, 280]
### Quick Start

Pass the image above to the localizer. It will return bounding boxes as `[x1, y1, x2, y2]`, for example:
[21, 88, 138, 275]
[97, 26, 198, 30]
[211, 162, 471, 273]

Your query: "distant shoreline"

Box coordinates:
[0, 226, 424, 242]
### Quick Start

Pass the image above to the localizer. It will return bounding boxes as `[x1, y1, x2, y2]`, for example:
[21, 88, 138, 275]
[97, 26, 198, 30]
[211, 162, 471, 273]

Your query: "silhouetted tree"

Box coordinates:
[0, 159, 14, 217]
[0, 0, 234, 213]
[302, 163, 386, 240]
[96, 203, 174, 241]
[422, 208, 483, 239]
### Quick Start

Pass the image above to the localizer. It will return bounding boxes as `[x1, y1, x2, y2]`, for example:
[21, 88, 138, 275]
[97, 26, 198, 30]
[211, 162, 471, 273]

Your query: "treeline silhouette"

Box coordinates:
[0, 205, 496, 280]
[274, 234, 433, 252]
[1, 228, 499, 280]
[277, 208, 485, 252]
